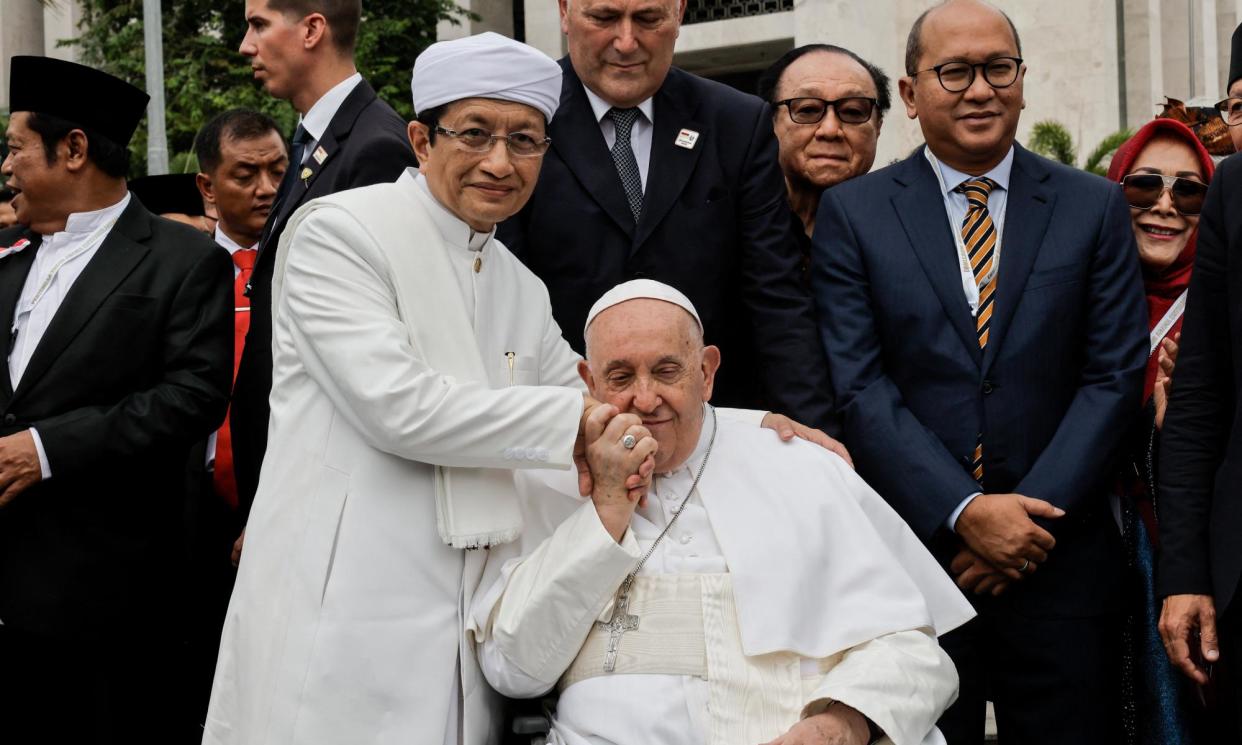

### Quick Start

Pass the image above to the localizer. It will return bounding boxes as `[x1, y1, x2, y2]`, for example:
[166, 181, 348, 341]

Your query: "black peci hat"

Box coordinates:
[8, 56, 150, 147]
[128, 174, 205, 217]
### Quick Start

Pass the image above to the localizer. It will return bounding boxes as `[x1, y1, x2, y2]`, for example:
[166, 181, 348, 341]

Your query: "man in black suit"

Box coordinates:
[497, 0, 834, 430]
[813, 2, 1148, 743]
[230, 0, 418, 519]
[1157, 23, 1242, 735]
[0, 57, 233, 743]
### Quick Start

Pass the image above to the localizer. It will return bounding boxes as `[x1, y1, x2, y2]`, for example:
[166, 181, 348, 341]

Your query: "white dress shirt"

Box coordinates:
[297, 71, 363, 163]
[8, 192, 131, 479]
[925, 146, 1014, 530]
[583, 86, 655, 190]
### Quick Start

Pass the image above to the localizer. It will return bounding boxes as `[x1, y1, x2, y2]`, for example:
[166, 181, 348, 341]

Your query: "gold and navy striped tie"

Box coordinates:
[956, 177, 999, 482]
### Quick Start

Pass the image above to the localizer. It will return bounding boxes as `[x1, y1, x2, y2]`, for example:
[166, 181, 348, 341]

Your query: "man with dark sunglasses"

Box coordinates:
[811, 1, 1149, 743]
[1157, 21, 1242, 740]
[757, 44, 891, 240]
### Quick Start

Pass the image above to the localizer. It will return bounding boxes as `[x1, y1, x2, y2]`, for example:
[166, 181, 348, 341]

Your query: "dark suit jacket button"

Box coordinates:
[2, 414, 15, 425]
[632, 271, 646, 279]
[982, 380, 995, 394]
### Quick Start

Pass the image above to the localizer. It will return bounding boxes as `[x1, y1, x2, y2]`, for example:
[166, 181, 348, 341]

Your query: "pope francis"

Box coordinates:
[471, 281, 977, 745]
[204, 33, 596, 745]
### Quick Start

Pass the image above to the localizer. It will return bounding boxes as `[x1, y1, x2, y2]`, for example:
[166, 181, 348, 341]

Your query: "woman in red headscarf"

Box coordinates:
[1108, 117, 1215, 745]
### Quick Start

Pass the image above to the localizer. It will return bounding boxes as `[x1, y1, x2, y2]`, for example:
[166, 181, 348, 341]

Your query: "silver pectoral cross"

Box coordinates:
[598, 578, 640, 673]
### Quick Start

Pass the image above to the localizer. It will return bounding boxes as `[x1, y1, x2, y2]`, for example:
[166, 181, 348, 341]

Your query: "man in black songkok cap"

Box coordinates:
[1157, 22, 1242, 742]
[0, 56, 233, 744]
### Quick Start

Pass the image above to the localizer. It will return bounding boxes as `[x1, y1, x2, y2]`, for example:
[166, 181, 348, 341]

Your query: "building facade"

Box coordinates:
[440, 0, 1242, 167]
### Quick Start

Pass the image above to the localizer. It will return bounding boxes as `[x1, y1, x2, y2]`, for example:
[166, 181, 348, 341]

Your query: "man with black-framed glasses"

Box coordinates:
[812, 1, 1148, 743]
[757, 44, 891, 242]
[1214, 25, 1242, 153]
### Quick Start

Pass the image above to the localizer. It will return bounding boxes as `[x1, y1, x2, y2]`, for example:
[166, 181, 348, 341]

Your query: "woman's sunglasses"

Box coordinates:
[1121, 173, 1208, 216]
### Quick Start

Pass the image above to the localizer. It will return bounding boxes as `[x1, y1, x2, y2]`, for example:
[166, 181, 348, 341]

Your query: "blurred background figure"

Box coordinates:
[1107, 116, 1215, 745]
[129, 172, 216, 234]
[758, 44, 890, 245]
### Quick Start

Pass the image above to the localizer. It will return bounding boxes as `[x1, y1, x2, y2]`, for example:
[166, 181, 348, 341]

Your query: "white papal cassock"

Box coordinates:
[471, 408, 976, 745]
[203, 169, 586, 745]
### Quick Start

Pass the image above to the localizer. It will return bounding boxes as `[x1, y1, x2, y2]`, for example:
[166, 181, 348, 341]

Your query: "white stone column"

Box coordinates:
[1202, 0, 1221, 97]
[524, 0, 565, 59]
[436, 0, 515, 43]
[43, 0, 83, 63]
[0, 0, 47, 109]
[1149, 0, 1165, 109]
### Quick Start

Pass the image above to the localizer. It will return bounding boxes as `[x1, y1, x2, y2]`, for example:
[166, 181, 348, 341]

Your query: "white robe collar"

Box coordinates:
[412, 169, 494, 253]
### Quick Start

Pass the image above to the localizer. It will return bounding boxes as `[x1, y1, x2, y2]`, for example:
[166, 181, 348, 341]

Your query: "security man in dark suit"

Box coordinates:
[498, 0, 835, 431]
[1157, 23, 1242, 737]
[229, 0, 418, 521]
[0, 56, 233, 744]
[812, 2, 1148, 743]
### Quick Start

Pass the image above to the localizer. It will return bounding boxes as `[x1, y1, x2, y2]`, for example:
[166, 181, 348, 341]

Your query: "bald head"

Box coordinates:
[905, 0, 1021, 76]
[579, 298, 719, 472]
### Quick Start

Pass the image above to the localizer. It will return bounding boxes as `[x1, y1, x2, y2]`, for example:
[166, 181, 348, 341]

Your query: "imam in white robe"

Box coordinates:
[204, 170, 585, 745]
[471, 409, 976, 745]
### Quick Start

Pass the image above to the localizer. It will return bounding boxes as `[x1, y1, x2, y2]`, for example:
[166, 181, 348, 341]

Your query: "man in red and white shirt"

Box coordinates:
[185, 108, 288, 730]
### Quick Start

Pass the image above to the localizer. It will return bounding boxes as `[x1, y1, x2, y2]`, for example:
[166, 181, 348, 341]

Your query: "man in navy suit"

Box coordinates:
[228, 0, 418, 522]
[497, 0, 835, 431]
[812, 1, 1148, 742]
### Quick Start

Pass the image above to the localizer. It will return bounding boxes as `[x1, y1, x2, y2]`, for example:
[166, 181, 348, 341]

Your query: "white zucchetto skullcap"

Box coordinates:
[411, 32, 562, 122]
[585, 279, 704, 338]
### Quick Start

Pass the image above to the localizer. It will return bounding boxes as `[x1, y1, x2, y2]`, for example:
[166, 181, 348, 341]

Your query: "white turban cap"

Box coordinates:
[584, 279, 704, 338]
[411, 32, 563, 122]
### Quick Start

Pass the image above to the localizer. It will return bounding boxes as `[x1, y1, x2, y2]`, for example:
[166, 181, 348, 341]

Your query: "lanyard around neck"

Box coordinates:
[1149, 290, 1188, 356]
[923, 147, 1008, 288]
[21, 217, 118, 316]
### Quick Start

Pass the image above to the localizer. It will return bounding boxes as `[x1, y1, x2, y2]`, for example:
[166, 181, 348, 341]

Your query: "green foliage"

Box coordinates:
[1026, 119, 1076, 166]
[65, 0, 468, 176]
[1083, 128, 1135, 177]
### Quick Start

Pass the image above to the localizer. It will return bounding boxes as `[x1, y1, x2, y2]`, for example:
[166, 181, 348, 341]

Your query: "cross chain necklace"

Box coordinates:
[597, 405, 718, 673]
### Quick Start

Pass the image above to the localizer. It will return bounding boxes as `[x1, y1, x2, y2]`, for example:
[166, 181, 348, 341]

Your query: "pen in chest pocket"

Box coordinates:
[505, 351, 515, 385]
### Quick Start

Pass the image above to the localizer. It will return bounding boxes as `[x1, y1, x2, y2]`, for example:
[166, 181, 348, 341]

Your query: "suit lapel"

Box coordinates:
[634, 69, 704, 250]
[982, 146, 1054, 372]
[891, 151, 983, 366]
[262, 79, 380, 253]
[0, 233, 40, 398]
[550, 60, 637, 238]
[12, 201, 150, 402]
